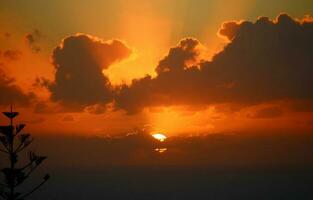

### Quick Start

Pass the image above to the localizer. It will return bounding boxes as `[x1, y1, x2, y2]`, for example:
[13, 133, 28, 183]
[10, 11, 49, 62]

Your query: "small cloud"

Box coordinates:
[25, 29, 43, 53]
[4, 32, 11, 38]
[62, 115, 74, 122]
[2, 49, 22, 61]
[248, 106, 283, 119]
[25, 117, 45, 124]
[33, 76, 52, 88]
[0, 69, 34, 106]
[85, 104, 107, 114]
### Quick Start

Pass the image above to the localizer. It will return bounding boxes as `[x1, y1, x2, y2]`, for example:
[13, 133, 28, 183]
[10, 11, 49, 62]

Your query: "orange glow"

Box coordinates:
[105, 5, 172, 85]
[152, 133, 167, 142]
[1, 3, 313, 138]
[149, 106, 216, 136]
[155, 148, 167, 153]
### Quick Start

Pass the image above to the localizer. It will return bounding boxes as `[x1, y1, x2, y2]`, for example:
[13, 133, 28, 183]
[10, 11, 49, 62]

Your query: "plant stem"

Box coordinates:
[9, 106, 15, 200]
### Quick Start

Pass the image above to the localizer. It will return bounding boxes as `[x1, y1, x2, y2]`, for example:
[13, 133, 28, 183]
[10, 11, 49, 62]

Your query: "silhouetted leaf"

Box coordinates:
[2, 111, 19, 119]
[18, 134, 30, 144]
[43, 174, 50, 181]
[16, 170, 26, 184]
[11, 154, 18, 164]
[2, 168, 14, 185]
[0, 125, 13, 136]
[13, 192, 21, 198]
[28, 151, 36, 162]
[0, 136, 7, 147]
[35, 156, 47, 165]
[16, 124, 26, 135]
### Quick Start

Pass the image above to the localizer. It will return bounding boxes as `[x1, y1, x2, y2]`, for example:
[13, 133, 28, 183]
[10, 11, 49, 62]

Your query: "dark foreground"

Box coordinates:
[4, 133, 313, 199]
[29, 166, 313, 200]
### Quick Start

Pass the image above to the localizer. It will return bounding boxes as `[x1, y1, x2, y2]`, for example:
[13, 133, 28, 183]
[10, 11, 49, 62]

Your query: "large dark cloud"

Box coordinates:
[48, 34, 131, 110]
[0, 69, 33, 106]
[115, 14, 313, 113]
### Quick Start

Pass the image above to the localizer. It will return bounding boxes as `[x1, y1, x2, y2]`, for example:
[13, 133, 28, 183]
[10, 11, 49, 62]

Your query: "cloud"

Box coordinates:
[218, 20, 242, 41]
[0, 69, 34, 106]
[248, 106, 283, 119]
[115, 38, 204, 114]
[24, 117, 45, 124]
[47, 33, 131, 111]
[62, 115, 74, 122]
[287, 99, 313, 112]
[1, 49, 22, 61]
[85, 104, 107, 114]
[115, 14, 313, 113]
[3, 32, 11, 38]
[155, 38, 201, 74]
[25, 29, 42, 53]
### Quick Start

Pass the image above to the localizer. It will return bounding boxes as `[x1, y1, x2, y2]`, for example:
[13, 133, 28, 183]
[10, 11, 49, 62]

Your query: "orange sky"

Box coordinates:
[0, 1, 313, 136]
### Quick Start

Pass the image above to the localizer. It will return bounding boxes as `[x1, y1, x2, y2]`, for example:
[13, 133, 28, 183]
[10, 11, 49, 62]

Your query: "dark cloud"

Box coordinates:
[115, 14, 313, 113]
[0, 69, 34, 106]
[155, 38, 201, 74]
[25, 29, 42, 53]
[248, 106, 283, 119]
[287, 99, 313, 112]
[24, 117, 45, 124]
[85, 104, 107, 114]
[1, 49, 22, 61]
[115, 38, 204, 114]
[33, 102, 53, 114]
[218, 21, 242, 41]
[33, 76, 51, 88]
[48, 34, 131, 111]
[62, 115, 74, 122]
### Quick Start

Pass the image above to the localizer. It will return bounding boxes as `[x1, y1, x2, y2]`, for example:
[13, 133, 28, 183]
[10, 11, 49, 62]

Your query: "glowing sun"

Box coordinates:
[152, 133, 167, 142]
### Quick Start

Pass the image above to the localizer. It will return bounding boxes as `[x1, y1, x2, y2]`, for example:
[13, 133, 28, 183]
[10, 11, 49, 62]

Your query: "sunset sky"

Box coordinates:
[0, 0, 313, 137]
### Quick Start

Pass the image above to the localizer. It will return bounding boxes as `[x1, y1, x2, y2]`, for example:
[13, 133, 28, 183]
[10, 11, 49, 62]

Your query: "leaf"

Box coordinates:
[16, 170, 26, 184]
[43, 174, 50, 181]
[28, 151, 36, 162]
[35, 156, 47, 165]
[13, 192, 22, 198]
[0, 136, 7, 147]
[11, 154, 18, 164]
[19, 134, 30, 144]
[3, 191, 10, 198]
[16, 124, 26, 134]
[2, 168, 14, 185]
[0, 126, 13, 137]
[2, 111, 19, 119]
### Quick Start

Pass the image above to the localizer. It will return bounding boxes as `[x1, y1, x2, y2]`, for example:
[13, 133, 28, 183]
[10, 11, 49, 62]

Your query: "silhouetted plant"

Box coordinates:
[0, 107, 50, 200]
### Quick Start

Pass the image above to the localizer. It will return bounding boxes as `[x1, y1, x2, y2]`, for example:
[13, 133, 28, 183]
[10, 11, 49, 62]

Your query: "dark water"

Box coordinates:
[2, 134, 313, 199]
[28, 167, 313, 200]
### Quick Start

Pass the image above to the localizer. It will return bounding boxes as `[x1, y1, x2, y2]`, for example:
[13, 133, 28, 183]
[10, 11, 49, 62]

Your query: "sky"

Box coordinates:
[0, 0, 313, 136]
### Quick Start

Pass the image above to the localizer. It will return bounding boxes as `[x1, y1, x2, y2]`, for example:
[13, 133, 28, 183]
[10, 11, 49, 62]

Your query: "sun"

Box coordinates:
[152, 133, 167, 142]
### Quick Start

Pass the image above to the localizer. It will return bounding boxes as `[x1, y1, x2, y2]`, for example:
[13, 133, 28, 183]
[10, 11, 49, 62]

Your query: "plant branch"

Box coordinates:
[0, 193, 7, 200]
[0, 183, 8, 188]
[17, 179, 48, 200]
[0, 148, 8, 154]
[15, 139, 33, 153]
